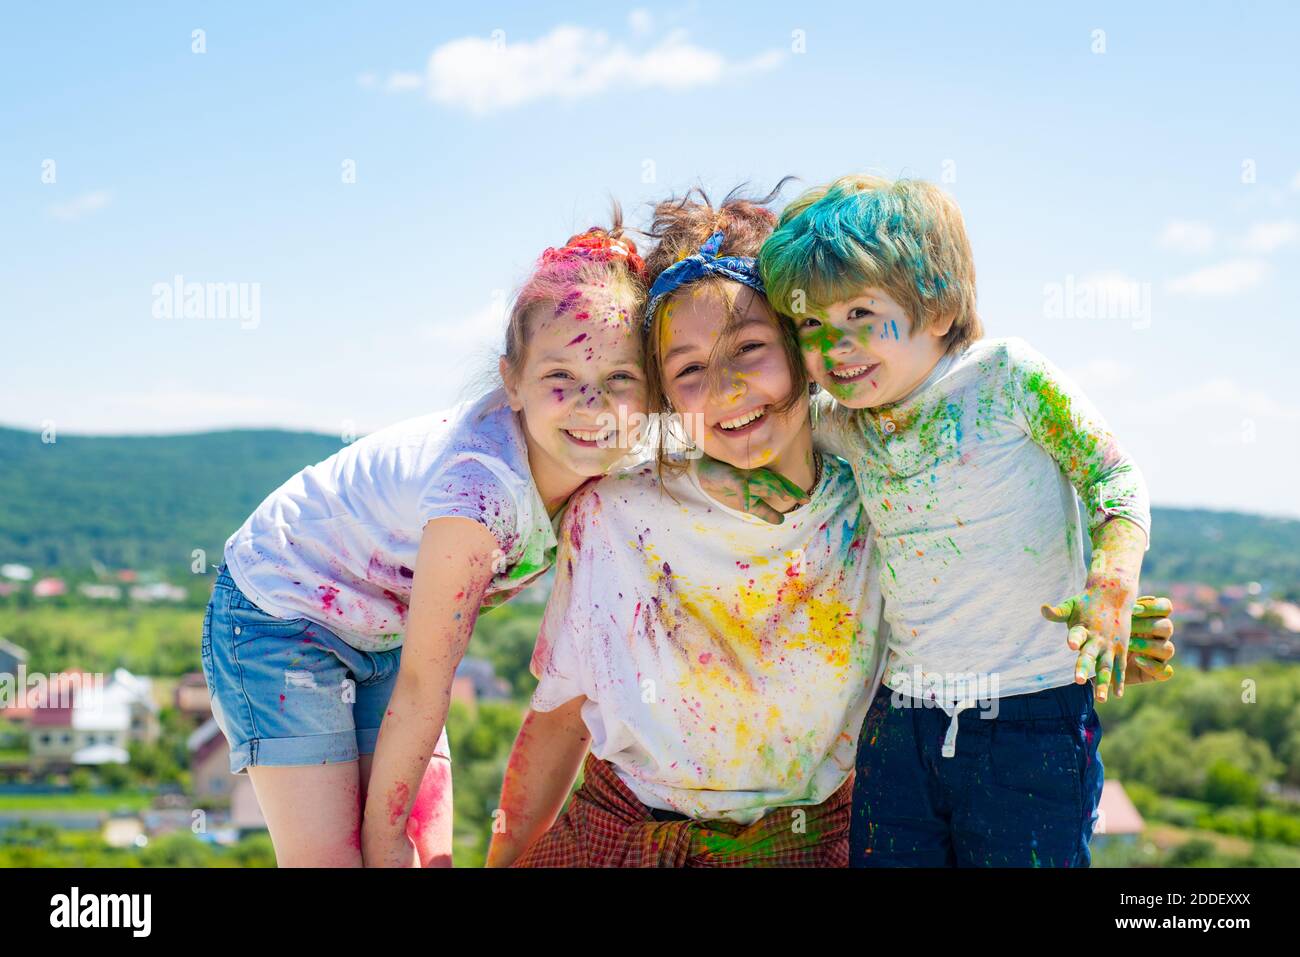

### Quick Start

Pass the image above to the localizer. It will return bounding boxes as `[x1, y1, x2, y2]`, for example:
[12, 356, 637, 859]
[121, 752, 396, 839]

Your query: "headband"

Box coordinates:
[643, 231, 766, 332]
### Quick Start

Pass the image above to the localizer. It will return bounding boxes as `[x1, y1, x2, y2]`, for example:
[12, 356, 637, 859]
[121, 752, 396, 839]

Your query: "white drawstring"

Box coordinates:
[939, 699, 976, 758]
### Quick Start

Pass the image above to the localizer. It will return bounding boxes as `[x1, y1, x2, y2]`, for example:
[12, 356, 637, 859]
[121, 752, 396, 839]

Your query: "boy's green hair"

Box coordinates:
[758, 174, 982, 353]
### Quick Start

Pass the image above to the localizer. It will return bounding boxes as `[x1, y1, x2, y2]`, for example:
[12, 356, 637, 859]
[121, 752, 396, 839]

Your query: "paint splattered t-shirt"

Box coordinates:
[223, 388, 558, 652]
[530, 454, 887, 824]
[812, 336, 1151, 698]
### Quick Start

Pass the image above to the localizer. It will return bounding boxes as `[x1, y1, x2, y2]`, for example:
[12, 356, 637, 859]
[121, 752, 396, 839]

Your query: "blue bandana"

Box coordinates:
[643, 231, 766, 331]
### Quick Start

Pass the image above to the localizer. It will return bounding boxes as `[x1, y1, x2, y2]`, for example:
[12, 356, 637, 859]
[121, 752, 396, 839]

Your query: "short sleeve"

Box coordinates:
[528, 505, 589, 712]
[416, 453, 523, 556]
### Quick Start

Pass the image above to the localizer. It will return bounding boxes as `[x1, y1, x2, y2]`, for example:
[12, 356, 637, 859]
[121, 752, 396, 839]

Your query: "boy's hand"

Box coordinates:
[1041, 594, 1172, 702]
[1123, 596, 1176, 686]
[1041, 519, 1149, 703]
[696, 457, 810, 524]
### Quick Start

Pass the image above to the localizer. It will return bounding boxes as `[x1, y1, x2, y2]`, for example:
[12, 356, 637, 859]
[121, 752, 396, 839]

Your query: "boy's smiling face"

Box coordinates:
[796, 287, 953, 408]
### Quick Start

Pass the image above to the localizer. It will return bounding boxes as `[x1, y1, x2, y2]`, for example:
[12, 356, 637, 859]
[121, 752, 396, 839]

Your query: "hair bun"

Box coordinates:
[540, 227, 647, 280]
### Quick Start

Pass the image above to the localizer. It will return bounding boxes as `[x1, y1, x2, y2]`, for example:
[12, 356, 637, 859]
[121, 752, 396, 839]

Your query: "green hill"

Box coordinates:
[1, 424, 1297, 592]
[0, 425, 341, 572]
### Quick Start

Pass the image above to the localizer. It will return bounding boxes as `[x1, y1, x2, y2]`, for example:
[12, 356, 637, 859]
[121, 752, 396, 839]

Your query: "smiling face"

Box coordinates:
[502, 290, 647, 484]
[796, 288, 954, 408]
[658, 282, 811, 474]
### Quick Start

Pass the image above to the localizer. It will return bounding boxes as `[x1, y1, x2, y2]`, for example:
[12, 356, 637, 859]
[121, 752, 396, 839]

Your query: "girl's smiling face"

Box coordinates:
[502, 288, 647, 481]
[659, 282, 810, 473]
[795, 287, 952, 408]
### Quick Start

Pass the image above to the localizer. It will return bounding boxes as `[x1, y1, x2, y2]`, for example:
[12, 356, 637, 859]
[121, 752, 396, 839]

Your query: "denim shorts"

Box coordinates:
[200, 565, 450, 774]
[849, 680, 1103, 867]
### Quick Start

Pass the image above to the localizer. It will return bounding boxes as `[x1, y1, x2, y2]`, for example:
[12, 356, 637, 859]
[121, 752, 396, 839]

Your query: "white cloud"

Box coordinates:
[628, 9, 654, 34]
[49, 190, 112, 222]
[1156, 378, 1300, 421]
[1157, 219, 1214, 254]
[415, 25, 784, 114]
[1064, 358, 1136, 391]
[1239, 220, 1299, 254]
[358, 71, 423, 93]
[384, 72, 423, 93]
[1165, 259, 1268, 296]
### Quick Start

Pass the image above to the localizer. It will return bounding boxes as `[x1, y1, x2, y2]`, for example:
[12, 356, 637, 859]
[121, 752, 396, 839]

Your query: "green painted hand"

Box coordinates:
[1042, 594, 1175, 701]
[696, 456, 810, 525]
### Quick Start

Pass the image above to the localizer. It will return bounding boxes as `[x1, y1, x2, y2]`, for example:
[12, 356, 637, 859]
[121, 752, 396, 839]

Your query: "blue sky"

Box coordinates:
[3, 1, 1298, 516]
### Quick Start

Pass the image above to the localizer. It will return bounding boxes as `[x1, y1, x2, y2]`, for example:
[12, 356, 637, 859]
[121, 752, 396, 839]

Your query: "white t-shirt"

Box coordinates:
[224, 389, 559, 652]
[531, 453, 887, 824]
[813, 336, 1151, 700]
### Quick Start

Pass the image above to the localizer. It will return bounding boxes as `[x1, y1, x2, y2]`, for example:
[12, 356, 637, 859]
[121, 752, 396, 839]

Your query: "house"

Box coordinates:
[129, 582, 186, 603]
[174, 672, 212, 720]
[103, 814, 146, 849]
[111, 669, 161, 745]
[29, 668, 160, 766]
[230, 777, 266, 831]
[1094, 780, 1144, 844]
[189, 718, 234, 802]
[32, 578, 67, 598]
[78, 583, 122, 601]
[188, 718, 266, 831]
[455, 657, 512, 701]
[450, 674, 477, 712]
[0, 637, 28, 683]
[0, 564, 33, 581]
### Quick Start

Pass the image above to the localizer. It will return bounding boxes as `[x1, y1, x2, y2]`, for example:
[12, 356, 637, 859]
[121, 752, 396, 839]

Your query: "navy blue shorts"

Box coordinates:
[849, 681, 1103, 867]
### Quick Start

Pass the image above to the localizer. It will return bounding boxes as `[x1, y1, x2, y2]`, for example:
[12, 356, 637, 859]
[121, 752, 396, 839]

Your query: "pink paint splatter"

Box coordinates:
[382, 589, 408, 624]
[387, 781, 411, 826]
[318, 583, 341, 614]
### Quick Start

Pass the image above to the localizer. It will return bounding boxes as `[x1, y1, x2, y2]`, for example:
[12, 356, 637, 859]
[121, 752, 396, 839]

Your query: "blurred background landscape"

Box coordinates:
[1, 425, 1299, 866]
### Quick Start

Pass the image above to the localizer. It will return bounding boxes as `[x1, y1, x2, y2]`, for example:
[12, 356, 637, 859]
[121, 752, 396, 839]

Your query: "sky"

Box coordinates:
[2, 1, 1298, 517]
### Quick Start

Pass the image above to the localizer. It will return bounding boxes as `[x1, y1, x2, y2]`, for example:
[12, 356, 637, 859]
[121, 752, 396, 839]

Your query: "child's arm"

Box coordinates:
[1071, 516, 1148, 700]
[361, 516, 497, 867]
[1007, 340, 1152, 702]
[485, 697, 591, 867]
